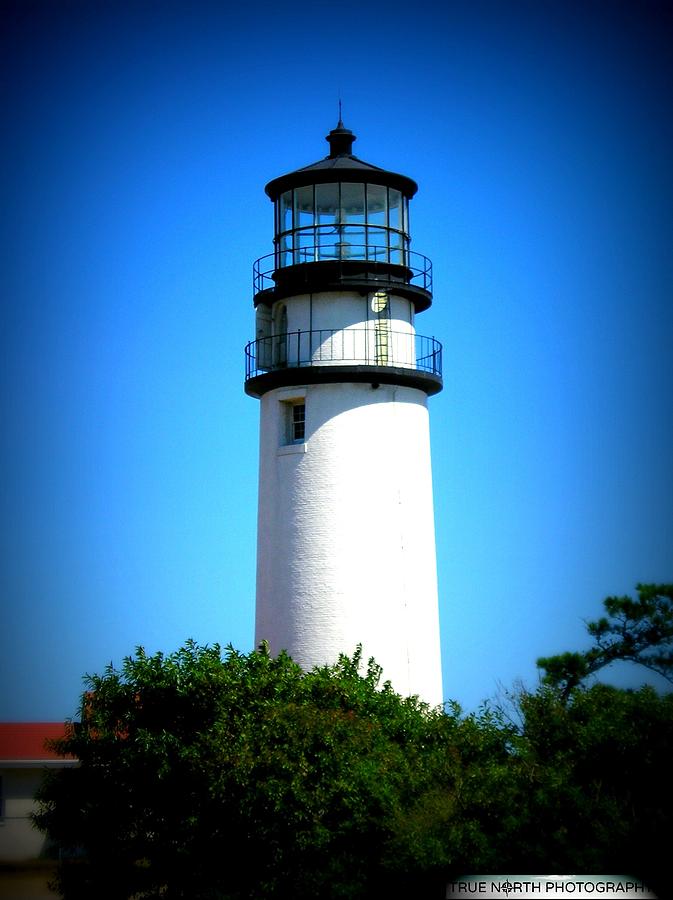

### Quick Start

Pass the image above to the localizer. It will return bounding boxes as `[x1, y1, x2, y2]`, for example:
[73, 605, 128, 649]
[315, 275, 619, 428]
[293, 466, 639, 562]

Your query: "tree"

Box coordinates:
[537, 583, 673, 699]
[35, 585, 673, 897]
[510, 682, 673, 889]
[33, 641, 514, 899]
[507, 583, 673, 889]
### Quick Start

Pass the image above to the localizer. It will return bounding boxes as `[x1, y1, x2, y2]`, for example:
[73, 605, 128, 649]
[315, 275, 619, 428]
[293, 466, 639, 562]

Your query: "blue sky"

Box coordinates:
[2, 0, 672, 720]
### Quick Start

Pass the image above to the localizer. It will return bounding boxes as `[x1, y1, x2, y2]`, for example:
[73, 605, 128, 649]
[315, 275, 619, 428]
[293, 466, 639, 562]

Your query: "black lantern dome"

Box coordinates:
[253, 120, 433, 312]
[264, 120, 418, 197]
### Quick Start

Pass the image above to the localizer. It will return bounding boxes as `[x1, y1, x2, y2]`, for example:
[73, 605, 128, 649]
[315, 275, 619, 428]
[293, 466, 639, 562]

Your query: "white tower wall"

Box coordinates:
[268, 290, 418, 371]
[255, 379, 443, 706]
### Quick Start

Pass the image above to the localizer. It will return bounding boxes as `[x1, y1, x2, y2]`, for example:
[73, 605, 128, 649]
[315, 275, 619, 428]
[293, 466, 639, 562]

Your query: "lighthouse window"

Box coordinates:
[388, 189, 402, 231]
[366, 184, 387, 227]
[388, 228, 403, 265]
[315, 183, 338, 226]
[279, 192, 294, 266]
[277, 393, 307, 450]
[340, 183, 365, 225]
[291, 403, 305, 443]
[280, 191, 293, 233]
[294, 186, 313, 230]
[367, 224, 388, 262]
[339, 183, 365, 255]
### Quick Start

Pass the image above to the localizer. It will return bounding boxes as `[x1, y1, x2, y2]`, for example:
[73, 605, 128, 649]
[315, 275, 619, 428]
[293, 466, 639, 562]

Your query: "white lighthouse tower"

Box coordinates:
[245, 120, 444, 705]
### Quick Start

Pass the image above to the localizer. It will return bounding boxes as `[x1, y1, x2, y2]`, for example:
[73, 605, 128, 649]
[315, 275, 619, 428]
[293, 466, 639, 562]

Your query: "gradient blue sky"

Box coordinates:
[2, 0, 672, 720]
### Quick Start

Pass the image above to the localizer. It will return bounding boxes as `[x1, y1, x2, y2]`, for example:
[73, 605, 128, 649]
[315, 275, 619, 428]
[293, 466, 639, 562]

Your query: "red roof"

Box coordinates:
[0, 723, 72, 761]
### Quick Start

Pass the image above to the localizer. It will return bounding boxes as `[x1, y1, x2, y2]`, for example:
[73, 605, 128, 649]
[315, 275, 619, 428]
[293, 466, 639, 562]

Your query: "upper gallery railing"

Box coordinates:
[253, 243, 433, 296]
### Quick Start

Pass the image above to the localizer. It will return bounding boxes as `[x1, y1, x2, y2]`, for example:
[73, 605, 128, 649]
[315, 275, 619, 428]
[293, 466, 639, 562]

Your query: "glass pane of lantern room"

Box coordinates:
[340, 183, 365, 224]
[294, 186, 314, 234]
[315, 183, 339, 259]
[315, 184, 338, 226]
[367, 225, 388, 262]
[366, 184, 387, 225]
[341, 182, 365, 259]
[279, 233, 293, 267]
[388, 189, 402, 232]
[297, 229, 315, 263]
[388, 227, 402, 265]
[340, 183, 365, 255]
[366, 184, 387, 260]
[280, 192, 293, 235]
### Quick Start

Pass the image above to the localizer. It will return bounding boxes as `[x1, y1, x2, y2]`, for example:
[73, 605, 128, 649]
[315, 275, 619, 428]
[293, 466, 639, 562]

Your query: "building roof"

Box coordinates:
[0, 722, 73, 763]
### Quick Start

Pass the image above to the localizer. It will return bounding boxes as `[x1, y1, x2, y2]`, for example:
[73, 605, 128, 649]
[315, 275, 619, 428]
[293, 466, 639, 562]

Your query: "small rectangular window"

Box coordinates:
[291, 403, 305, 443]
[278, 393, 307, 449]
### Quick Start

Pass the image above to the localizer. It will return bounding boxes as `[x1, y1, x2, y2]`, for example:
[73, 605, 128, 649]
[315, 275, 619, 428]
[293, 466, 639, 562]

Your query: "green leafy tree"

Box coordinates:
[33, 642, 515, 899]
[509, 683, 673, 889]
[34, 584, 673, 897]
[507, 583, 673, 888]
[537, 583, 673, 699]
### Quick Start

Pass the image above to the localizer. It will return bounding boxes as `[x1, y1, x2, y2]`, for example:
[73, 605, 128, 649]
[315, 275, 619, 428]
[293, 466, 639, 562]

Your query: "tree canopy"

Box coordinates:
[537, 582, 673, 698]
[34, 585, 673, 898]
[35, 643, 511, 898]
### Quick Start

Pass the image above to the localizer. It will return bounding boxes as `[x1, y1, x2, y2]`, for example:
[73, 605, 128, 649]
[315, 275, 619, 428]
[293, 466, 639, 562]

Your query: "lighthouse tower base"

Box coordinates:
[255, 380, 443, 707]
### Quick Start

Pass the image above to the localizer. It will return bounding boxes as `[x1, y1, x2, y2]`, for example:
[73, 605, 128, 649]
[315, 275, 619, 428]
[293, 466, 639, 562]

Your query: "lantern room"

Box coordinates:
[253, 120, 433, 312]
[274, 180, 409, 267]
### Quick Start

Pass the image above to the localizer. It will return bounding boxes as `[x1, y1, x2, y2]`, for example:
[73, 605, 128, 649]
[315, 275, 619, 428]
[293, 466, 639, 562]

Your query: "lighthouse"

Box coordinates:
[244, 120, 444, 705]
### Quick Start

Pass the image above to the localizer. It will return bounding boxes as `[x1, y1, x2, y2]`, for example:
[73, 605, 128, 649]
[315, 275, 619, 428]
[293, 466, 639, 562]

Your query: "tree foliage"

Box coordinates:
[537, 583, 673, 698]
[512, 683, 673, 882]
[34, 642, 516, 899]
[34, 585, 673, 898]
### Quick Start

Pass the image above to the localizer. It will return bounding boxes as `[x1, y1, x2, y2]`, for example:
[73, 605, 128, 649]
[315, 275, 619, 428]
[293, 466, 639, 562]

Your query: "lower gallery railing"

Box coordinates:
[245, 329, 442, 382]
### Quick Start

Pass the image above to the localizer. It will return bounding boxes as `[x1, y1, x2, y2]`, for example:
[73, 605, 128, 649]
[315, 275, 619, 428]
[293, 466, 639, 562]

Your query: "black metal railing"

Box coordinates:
[253, 244, 433, 296]
[245, 328, 442, 382]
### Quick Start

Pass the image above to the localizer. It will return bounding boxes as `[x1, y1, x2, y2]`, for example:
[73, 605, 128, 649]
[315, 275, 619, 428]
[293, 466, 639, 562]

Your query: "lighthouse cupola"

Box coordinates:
[245, 121, 444, 706]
